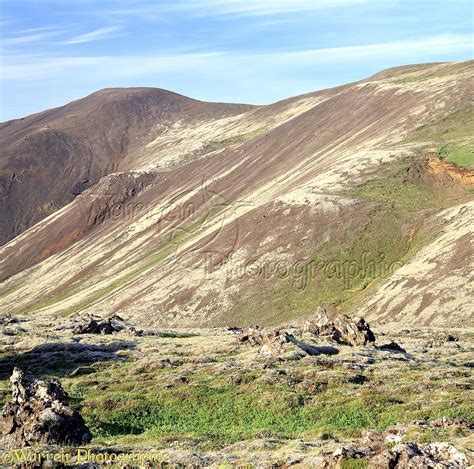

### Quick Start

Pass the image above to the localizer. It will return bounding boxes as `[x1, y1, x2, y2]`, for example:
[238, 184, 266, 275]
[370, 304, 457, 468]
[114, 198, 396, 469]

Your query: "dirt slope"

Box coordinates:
[0, 61, 472, 328]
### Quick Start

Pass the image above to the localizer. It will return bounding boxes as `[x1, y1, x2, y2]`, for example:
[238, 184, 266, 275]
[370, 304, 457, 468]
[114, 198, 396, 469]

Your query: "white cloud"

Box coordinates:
[1, 55, 107, 79]
[2, 32, 57, 45]
[172, 0, 369, 16]
[267, 34, 474, 63]
[1, 34, 471, 81]
[63, 26, 120, 44]
[105, 0, 369, 19]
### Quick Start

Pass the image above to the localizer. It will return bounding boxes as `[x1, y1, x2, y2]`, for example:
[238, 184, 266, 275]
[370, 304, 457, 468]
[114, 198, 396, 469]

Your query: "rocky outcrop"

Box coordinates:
[369, 442, 469, 468]
[329, 426, 469, 469]
[1, 368, 91, 448]
[303, 307, 376, 346]
[431, 417, 473, 429]
[239, 325, 339, 358]
[72, 314, 143, 335]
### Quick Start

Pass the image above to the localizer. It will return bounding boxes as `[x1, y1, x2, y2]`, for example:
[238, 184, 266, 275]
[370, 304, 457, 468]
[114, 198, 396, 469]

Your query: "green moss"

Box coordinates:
[410, 106, 473, 143]
[204, 129, 264, 153]
[73, 371, 473, 448]
[442, 144, 474, 170]
[341, 459, 369, 469]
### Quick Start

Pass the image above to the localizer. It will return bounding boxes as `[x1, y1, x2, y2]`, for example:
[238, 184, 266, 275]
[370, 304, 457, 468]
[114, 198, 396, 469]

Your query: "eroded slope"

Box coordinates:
[0, 61, 472, 327]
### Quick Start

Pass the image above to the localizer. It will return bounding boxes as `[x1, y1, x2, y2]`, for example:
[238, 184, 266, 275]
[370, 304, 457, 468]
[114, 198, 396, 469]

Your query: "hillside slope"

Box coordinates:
[0, 88, 254, 245]
[0, 61, 472, 327]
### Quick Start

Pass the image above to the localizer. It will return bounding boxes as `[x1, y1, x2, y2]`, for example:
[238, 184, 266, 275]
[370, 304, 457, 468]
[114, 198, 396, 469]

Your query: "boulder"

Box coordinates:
[1, 368, 91, 448]
[73, 317, 118, 334]
[238, 325, 269, 346]
[0, 314, 26, 326]
[425, 332, 460, 347]
[431, 417, 473, 429]
[369, 442, 469, 468]
[303, 308, 376, 346]
[72, 315, 143, 336]
[239, 326, 339, 358]
[329, 427, 469, 469]
[378, 341, 407, 353]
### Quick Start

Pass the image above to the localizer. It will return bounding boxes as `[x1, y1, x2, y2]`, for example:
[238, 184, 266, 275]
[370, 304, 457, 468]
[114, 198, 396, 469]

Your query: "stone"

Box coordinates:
[378, 341, 407, 353]
[431, 417, 473, 429]
[329, 426, 468, 469]
[72, 315, 143, 336]
[368, 442, 469, 468]
[1, 368, 91, 448]
[0, 314, 26, 326]
[73, 317, 117, 334]
[347, 374, 368, 385]
[239, 327, 339, 358]
[303, 308, 376, 346]
[425, 332, 460, 348]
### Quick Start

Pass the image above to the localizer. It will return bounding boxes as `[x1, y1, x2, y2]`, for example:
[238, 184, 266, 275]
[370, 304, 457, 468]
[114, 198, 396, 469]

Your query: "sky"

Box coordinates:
[0, 0, 472, 121]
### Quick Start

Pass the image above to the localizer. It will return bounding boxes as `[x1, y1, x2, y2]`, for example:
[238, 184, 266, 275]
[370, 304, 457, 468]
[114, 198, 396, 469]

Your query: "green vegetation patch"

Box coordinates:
[204, 129, 264, 153]
[407, 105, 474, 171]
[438, 143, 474, 170]
[56, 357, 473, 449]
[412, 106, 473, 142]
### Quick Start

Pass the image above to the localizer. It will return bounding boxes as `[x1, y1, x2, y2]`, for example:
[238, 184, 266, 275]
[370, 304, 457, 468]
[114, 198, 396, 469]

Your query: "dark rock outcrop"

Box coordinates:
[303, 307, 376, 346]
[431, 417, 473, 429]
[329, 426, 469, 468]
[239, 326, 339, 358]
[369, 442, 469, 468]
[73, 317, 118, 334]
[72, 314, 143, 336]
[1, 368, 91, 448]
[378, 341, 407, 353]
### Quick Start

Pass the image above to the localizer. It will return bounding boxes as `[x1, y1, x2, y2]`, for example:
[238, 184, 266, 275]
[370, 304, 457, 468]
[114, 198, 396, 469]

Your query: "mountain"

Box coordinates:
[0, 61, 472, 328]
[0, 88, 254, 246]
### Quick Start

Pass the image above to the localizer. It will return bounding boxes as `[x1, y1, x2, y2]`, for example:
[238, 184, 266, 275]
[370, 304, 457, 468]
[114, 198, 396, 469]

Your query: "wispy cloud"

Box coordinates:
[171, 0, 370, 16]
[2, 31, 59, 45]
[271, 34, 473, 63]
[2, 34, 471, 81]
[19, 26, 59, 33]
[104, 0, 369, 19]
[63, 26, 120, 44]
[1, 54, 107, 79]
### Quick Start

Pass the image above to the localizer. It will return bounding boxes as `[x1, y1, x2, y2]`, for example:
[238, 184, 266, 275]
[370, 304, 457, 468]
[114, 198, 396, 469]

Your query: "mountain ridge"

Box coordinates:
[0, 60, 472, 328]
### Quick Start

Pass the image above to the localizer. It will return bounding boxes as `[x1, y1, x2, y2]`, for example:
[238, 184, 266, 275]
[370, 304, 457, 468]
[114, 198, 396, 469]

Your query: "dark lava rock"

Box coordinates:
[347, 374, 368, 385]
[303, 307, 376, 346]
[72, 315, 143, 336]
[378, 341, 407, 354]
[73, 317, 118, 334]
[1, 368, 91, 448]
[431, 417, 473, 429]
[368, 442, 468, 468]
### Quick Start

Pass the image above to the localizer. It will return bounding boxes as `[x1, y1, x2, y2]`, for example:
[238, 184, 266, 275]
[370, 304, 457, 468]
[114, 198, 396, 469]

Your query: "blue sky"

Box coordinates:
[0, 0, 472, 121]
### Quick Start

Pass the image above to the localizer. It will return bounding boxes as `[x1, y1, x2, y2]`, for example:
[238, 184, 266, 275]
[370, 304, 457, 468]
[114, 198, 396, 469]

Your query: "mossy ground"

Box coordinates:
[2, 325, 471, 454]
[0, 310, 472, 467]
[408, 105, 474, 170]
